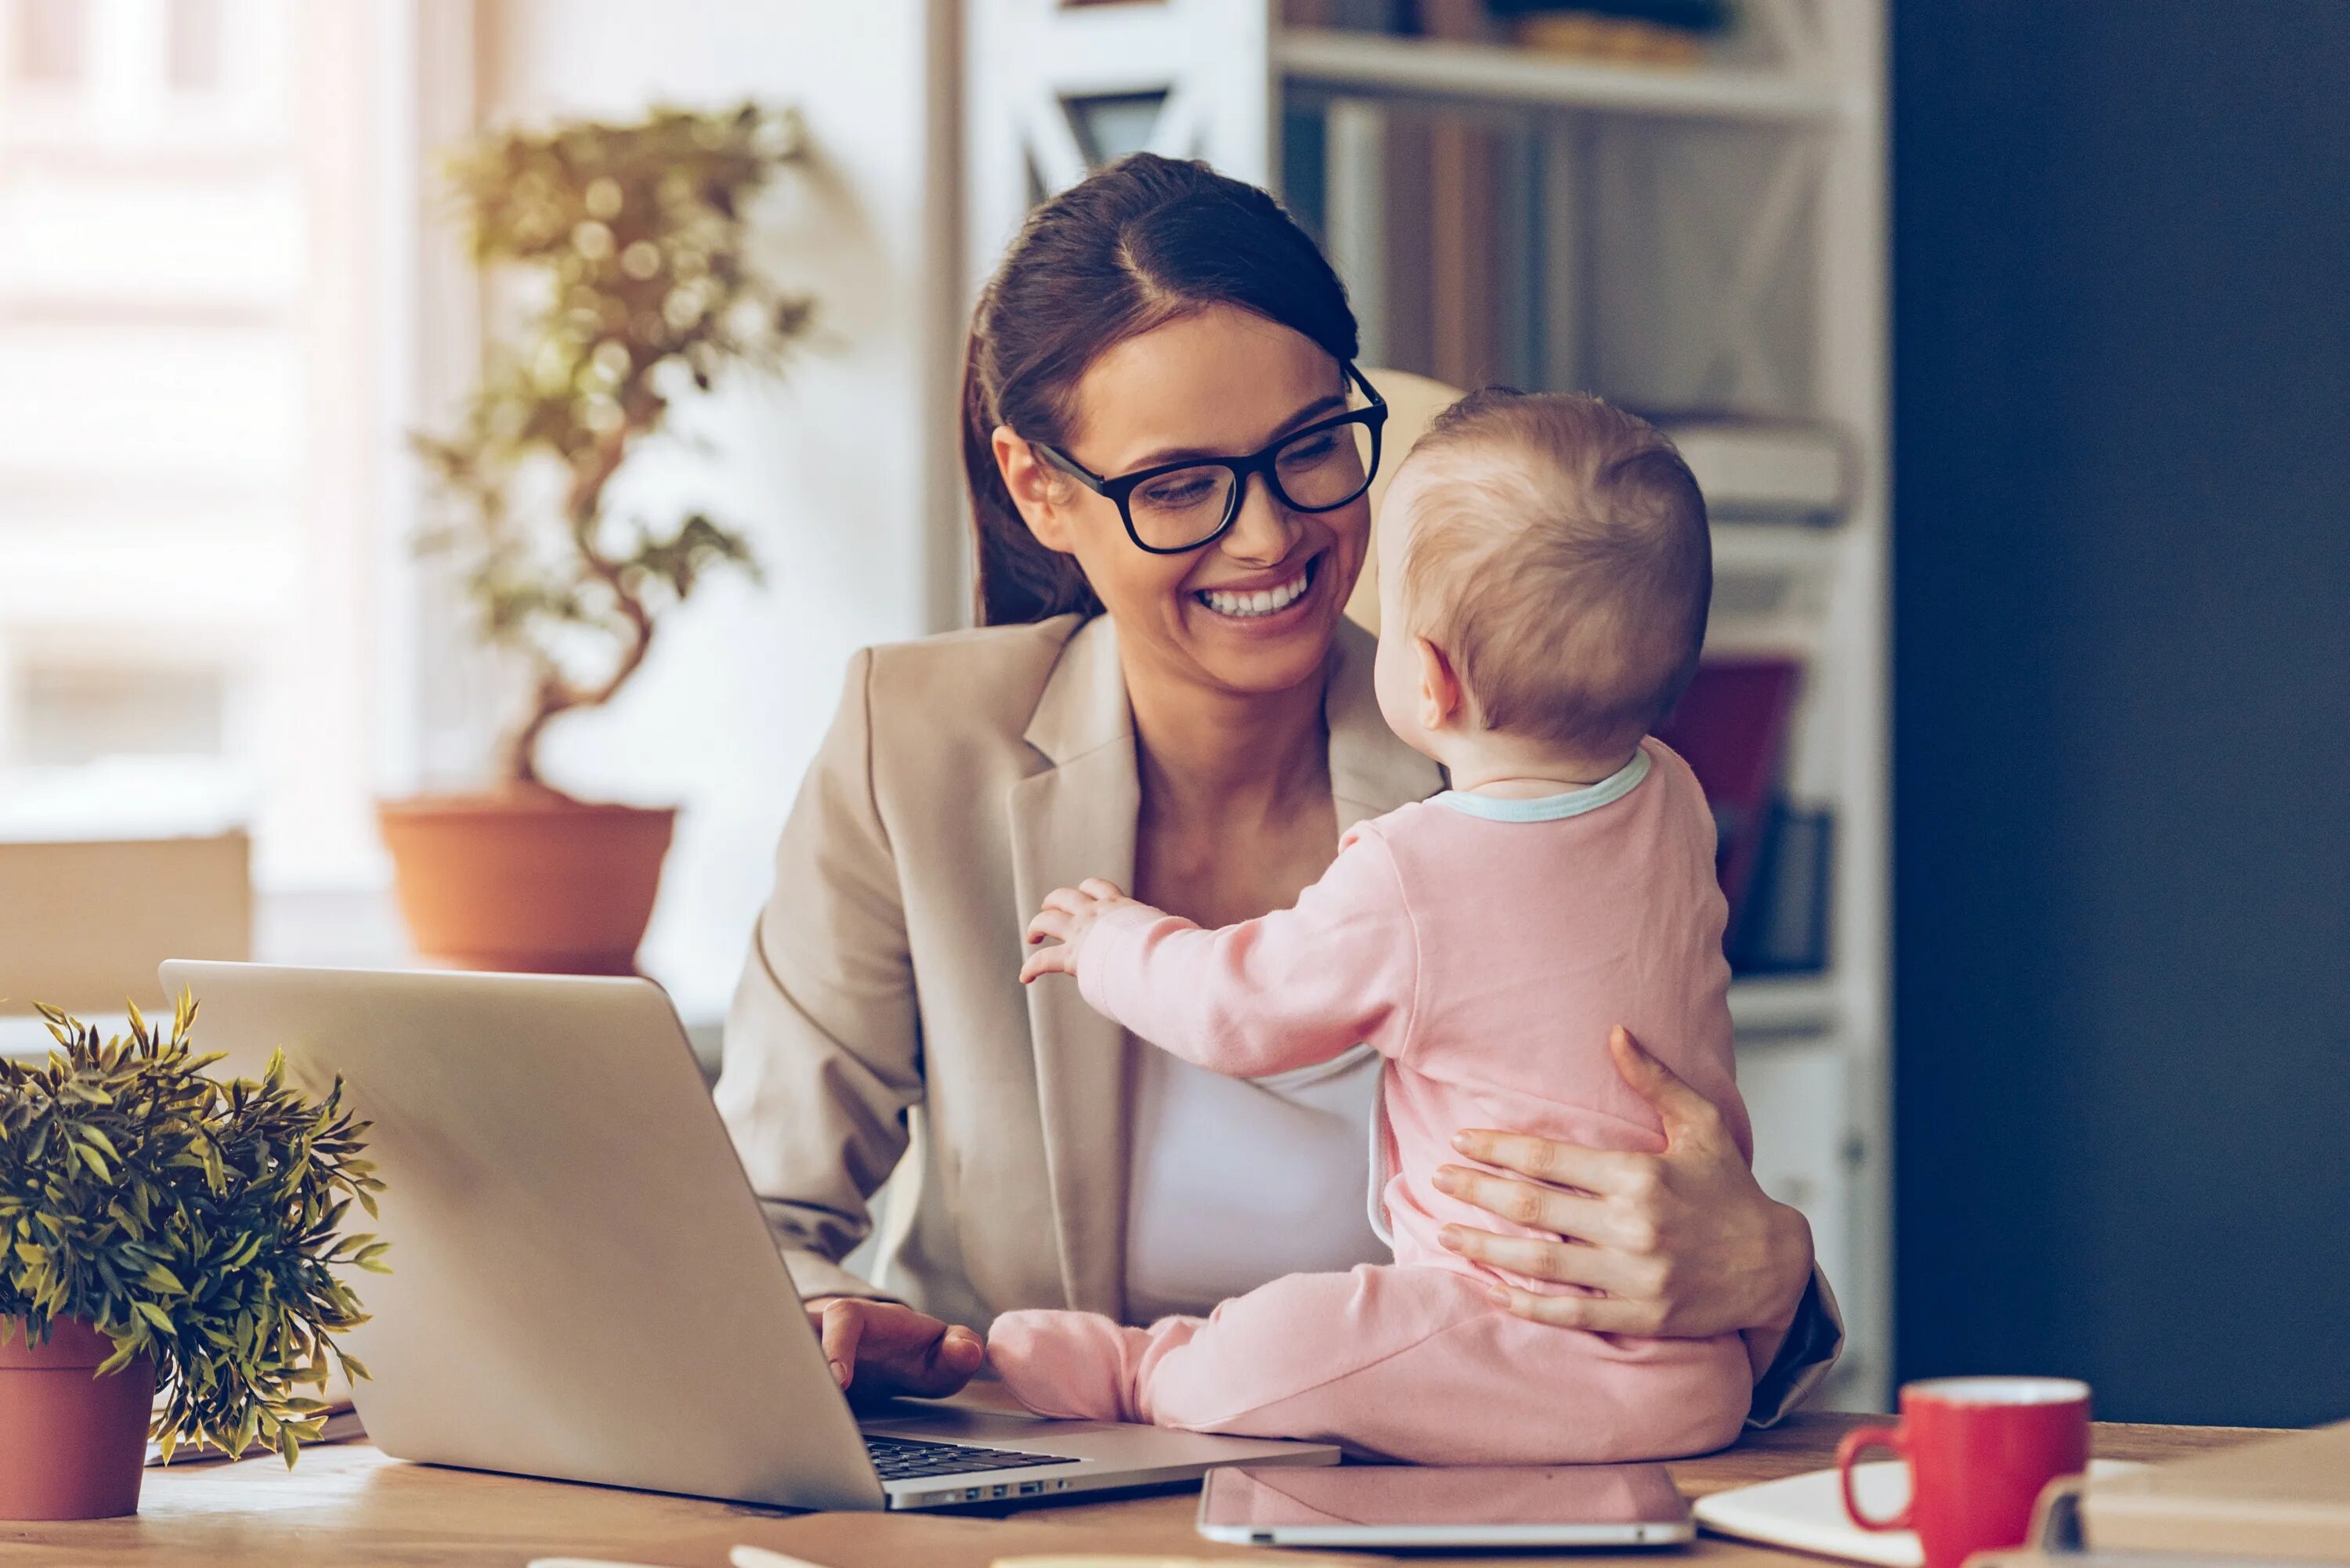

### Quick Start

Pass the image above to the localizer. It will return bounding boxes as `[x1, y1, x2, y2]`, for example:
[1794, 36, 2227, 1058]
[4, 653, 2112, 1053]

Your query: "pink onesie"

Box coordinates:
[988, 738, 1756, 1464]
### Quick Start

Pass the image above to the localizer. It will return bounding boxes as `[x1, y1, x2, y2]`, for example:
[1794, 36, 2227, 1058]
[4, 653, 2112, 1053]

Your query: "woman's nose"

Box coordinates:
[1219, 474, 1298, 566]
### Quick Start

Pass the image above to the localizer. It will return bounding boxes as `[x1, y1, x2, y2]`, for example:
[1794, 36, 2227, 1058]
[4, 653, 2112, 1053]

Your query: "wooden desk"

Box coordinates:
[2, 1413, 2276, 1568]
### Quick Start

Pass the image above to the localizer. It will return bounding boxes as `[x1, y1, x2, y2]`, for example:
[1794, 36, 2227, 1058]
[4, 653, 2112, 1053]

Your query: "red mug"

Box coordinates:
[1837, 1376, 2091, 1568]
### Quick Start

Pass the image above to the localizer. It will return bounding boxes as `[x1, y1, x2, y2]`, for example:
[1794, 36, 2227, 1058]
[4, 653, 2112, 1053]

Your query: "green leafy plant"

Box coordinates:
[414, 100, 815, 788]
[0, 996, 388, 1465]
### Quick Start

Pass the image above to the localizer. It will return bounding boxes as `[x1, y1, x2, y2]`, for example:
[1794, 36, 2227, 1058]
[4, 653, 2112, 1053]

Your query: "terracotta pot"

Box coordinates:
[0, 1317, 154, 1520]
[378, 792, 677, 975]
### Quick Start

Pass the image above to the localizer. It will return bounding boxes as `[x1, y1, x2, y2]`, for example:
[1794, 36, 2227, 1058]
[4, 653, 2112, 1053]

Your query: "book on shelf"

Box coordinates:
[1650, 414, 1853, 525]
[1728, 802, 1831, 975]
[1654, 657, 1804, 941]
[1487, 3, 1730, 67]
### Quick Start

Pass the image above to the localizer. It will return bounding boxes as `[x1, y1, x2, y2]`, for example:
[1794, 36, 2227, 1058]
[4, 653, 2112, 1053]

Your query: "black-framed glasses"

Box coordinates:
[1031, 363, 1388, 555]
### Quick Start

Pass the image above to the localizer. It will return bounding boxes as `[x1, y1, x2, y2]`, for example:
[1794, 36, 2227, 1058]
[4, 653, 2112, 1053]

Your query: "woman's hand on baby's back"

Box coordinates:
[806, 1296, 985, 1403]
[1433, 1026, 1814, 1341]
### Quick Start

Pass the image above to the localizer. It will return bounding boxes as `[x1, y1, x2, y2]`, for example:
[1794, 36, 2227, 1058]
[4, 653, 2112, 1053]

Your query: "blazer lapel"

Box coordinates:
[1007, 616, 1137, 1318]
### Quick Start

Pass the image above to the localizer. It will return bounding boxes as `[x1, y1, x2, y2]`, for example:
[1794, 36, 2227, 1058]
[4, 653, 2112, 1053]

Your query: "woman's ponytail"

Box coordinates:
[963, 316, 1101, 625]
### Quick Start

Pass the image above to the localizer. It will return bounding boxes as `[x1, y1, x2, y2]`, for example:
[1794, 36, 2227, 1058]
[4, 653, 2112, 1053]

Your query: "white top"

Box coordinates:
[1123, 1036, 1388, 1323]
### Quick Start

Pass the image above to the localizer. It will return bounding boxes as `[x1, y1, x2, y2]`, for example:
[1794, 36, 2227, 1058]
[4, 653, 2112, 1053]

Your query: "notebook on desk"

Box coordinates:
[2065, 1420, 2350, 1562]
[1694, 1459, 2146, 1566]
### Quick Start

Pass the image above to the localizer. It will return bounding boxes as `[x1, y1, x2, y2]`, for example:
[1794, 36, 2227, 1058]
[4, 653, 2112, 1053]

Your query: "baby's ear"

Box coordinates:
[1415, 635, 1465, 731]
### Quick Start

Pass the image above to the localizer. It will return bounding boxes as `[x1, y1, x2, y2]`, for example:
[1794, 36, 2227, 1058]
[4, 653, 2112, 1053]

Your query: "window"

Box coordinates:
[166, 0, 226, 93]
[0, 0, 403, 887]
[8, 0, 85, 86]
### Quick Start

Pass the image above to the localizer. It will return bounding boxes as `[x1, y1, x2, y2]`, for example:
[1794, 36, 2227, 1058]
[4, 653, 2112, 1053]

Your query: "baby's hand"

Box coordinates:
[1020, 878, 1138, 984]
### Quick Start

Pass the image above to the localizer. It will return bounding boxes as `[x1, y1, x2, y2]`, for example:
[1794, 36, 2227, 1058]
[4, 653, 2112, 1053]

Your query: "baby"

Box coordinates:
[991, 389, 1753, 1465]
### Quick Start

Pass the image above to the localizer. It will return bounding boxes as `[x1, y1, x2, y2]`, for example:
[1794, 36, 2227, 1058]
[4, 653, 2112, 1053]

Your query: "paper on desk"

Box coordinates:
[1694, 1458, 2146, 1566]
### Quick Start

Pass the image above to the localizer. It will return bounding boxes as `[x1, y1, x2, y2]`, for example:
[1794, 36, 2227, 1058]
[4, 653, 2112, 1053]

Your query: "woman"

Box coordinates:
[715, 154, 1839, 1423]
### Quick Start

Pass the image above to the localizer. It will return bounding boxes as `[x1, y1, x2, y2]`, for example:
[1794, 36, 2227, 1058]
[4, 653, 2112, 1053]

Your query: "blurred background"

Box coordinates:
[0, 0, 2341, 1425]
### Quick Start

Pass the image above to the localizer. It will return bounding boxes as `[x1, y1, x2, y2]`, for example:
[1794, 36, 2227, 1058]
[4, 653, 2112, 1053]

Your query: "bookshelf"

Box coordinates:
[964, 0, 1889, 1409]
[1278, 27, 1844, 122]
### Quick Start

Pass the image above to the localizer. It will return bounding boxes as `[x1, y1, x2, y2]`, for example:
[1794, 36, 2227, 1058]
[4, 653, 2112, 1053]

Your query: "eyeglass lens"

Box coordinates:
[1126, 417, 1376, 551]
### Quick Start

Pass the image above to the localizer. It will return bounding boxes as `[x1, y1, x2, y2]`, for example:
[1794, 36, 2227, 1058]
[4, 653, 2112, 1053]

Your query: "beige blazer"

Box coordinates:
[714, 611, 1843, 1422]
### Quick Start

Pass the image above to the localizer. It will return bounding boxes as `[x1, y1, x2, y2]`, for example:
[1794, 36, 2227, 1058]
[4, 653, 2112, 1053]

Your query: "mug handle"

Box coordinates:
[1836, 1423, 1914, 1532]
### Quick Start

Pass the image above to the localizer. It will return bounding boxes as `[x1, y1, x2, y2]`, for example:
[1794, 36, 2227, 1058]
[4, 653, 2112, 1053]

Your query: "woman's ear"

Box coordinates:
[992, 425, 1076, 555]
[1415, 635, 1465, 732]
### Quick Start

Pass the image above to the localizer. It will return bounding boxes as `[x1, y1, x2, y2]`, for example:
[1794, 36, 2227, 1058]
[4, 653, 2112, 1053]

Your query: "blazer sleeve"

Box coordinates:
[714, 649, 922, 1304]
[1744, 1265, 1847, 1425]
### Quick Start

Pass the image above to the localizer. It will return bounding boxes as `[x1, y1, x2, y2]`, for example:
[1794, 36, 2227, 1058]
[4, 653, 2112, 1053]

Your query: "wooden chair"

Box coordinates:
[1347, 365, 1464, 636]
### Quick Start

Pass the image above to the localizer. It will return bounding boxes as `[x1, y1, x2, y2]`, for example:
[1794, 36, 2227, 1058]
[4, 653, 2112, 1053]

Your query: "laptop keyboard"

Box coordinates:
[863, 1433, 1075, 1482]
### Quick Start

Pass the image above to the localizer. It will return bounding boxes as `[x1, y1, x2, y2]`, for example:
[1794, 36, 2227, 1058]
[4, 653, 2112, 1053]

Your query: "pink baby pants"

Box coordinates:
[988, 1262, 1750, 1464]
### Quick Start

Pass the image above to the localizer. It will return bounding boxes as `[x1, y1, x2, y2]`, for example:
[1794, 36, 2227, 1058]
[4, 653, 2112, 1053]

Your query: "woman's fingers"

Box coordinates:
[902, 1323, 986, 1398]
[1445, 1129, 1643, 1199]
[1438, 1223, 1652, 1292]
[810, 1299, 985, 1400]
[1488, 1284, 1668, 1339]
[814, 1298, 865, 1388]
[1433, 1165, 1624, 1245]
[1607, 1026, 1730, 1151]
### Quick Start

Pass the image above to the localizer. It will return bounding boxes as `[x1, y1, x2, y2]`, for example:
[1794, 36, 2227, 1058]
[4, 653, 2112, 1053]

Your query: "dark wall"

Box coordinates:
[1893, 2, 2350, 1425]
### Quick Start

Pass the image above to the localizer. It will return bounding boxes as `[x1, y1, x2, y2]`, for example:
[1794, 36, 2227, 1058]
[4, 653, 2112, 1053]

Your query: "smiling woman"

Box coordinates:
[991, 305, 1371, 706]
[714, 152, 1839, 1423]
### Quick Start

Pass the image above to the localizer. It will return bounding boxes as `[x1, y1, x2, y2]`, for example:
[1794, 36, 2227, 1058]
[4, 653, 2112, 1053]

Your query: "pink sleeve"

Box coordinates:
[1076, 828, 1419, 1078]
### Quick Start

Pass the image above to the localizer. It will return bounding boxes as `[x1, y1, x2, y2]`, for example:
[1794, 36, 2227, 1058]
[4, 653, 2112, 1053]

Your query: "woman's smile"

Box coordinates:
[1191, 549, 1325, 629]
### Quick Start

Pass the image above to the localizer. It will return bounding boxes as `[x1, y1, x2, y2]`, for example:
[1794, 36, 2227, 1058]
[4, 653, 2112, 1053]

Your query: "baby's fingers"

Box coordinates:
[1039, 886, 1097, 916]
[1025, 908, 1072, 945]
[1077, 878, 1129, 902]
[1019, 945, 1077, 985]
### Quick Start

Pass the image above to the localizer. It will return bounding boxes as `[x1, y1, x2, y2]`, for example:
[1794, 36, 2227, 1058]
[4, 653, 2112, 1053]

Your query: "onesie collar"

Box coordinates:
[1432, 744, 1652, 822]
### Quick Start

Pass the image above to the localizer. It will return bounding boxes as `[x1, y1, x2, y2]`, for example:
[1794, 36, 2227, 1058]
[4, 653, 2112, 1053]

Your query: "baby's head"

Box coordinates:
[1372, 389, 1711, 774]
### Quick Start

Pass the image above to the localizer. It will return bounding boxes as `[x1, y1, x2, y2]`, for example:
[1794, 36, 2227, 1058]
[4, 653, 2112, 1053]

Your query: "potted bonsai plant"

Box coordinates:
[387, 101, 815, 974]
[0, 997, 387, 1520]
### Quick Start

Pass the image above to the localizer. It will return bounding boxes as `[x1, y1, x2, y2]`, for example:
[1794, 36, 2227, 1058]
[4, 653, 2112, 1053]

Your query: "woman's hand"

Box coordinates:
[805, 1297, 985, 1401]
[1021, 878, 1140, 983]
[1433, 1026, 1813, 1340]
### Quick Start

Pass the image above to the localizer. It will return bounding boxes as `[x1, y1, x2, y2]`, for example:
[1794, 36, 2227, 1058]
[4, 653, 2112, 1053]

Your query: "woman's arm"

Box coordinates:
[1433, 1027, 1842, 1425]
[718, 649, 988, 1400]
[715, 648, 926, 1304]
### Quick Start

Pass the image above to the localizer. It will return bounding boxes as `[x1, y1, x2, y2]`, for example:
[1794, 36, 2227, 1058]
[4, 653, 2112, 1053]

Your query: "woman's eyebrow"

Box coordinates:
[1117, 392, 1350, 473]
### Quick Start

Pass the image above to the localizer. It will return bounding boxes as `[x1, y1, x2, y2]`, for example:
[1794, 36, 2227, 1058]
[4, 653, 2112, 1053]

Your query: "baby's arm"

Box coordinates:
[1027, 829, 1418, 1078]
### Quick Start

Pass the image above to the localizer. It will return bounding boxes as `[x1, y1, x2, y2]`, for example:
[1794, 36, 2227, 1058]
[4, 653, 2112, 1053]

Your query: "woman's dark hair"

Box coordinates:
[962, 153, 1359, 625]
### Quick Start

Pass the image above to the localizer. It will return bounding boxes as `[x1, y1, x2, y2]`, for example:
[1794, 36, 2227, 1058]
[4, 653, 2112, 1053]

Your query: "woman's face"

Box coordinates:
[995, 305, 1368, 699]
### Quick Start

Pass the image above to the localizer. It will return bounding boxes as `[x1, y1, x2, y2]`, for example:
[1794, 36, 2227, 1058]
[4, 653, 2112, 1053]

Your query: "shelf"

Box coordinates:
[1712, 519, 1845, 574]
[1277, 27, 1845, 125]
[1729, 974, 1841, 1038]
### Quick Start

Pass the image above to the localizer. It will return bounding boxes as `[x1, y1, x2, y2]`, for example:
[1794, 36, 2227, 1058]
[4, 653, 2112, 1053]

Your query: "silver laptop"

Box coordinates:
[158, 961, 1340, 1511]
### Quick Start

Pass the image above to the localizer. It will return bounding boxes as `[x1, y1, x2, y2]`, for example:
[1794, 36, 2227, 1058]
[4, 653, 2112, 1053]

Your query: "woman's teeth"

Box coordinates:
[1198, 569, 1311, 619]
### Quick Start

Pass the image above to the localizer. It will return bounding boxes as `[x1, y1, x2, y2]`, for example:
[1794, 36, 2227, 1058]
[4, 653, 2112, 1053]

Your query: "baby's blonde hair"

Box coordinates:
[1397, 389, 1711, 757]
